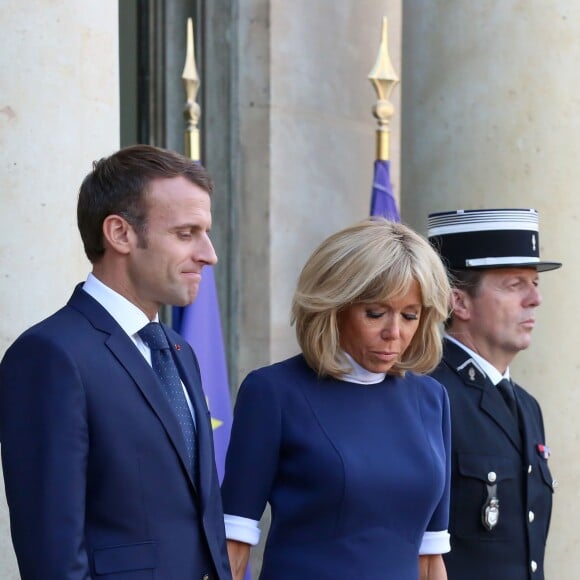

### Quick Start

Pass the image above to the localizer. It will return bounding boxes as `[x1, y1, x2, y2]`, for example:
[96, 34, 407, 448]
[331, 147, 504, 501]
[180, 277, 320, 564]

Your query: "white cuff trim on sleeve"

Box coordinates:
[419, 530, 451, 555]
[224, 514, 261, 546]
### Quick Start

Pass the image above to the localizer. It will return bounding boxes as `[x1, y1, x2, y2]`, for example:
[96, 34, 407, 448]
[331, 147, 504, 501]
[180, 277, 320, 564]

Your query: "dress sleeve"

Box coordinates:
[424, 381, 452, 540]
[224, 514, 261, 545]
[221, 368, 282, 521]
[419, 530, 451, 554]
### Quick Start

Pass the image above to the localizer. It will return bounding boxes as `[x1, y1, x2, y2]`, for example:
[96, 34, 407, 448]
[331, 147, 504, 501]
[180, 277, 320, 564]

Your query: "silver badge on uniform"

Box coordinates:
[481, 483, 499, 531]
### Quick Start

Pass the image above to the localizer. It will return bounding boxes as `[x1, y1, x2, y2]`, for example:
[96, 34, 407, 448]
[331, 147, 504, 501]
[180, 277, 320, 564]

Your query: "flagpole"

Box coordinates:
[368, 16, 399, 162]
[183, 17, 201, 162]
[179, 17, 250, 580]
[368, 17, 401, 222]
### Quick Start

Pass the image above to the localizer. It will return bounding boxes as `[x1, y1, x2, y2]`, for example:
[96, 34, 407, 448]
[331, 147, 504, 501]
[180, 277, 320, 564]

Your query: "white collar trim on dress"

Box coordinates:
[341, 351, 386, 385]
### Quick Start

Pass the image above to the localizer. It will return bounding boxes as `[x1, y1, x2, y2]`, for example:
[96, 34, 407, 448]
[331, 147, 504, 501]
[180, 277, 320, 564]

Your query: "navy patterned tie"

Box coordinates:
[139, 322, 197, 476]
[497, 378, 518, 420]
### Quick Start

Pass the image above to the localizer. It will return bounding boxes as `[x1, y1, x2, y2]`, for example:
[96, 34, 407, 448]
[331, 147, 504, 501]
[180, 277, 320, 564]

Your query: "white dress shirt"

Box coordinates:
[82, 273, 196, 421]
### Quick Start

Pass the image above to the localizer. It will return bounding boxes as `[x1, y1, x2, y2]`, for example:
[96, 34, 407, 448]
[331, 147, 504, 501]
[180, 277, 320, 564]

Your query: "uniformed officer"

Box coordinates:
[427, 208, 560, 580]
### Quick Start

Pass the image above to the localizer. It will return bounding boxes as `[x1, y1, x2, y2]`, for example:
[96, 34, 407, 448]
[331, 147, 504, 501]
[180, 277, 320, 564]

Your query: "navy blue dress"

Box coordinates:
[222, 355, 451, 579]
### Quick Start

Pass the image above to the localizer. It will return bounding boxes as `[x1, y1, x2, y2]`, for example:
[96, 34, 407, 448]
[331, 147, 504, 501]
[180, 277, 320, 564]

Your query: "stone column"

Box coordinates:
[402, 2, 580, 576]
[0, 1, 119, 575]
[236, 0, 403, 384]
[235, 1, 402, 573]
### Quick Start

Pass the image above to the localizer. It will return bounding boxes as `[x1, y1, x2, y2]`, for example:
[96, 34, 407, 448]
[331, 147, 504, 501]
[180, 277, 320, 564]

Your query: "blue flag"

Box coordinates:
[172, 266, 232, 483]
[370, 159, 400, 221]
[173, 269, 252, 580]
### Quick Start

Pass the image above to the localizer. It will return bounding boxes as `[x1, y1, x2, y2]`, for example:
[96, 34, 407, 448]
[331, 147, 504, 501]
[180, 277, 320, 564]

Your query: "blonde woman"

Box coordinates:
[222, 219, 452, 580]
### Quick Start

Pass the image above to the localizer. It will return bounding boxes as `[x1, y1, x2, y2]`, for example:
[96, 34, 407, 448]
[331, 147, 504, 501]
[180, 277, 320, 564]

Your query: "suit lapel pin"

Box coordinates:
[175, 344, 181, 351]
[468, 366, 476, 381]
[537, 443, 550, 459]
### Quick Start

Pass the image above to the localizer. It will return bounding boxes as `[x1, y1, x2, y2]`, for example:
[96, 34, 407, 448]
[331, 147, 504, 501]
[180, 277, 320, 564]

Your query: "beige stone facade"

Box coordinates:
[0, 1, 120, 577]
[0, 0, 577, 577]
[402, 2, 580, 577]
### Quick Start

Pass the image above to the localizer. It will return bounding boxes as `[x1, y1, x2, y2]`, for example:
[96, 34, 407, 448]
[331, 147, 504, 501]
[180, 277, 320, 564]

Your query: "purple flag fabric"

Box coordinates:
[174, 269, 253, 580]
[173, 266, 232, 483]
[370, 159, 400, 222]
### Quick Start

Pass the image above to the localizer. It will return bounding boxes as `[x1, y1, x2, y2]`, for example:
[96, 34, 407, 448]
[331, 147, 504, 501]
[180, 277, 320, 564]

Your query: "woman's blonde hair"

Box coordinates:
[291, 218, 451, 378]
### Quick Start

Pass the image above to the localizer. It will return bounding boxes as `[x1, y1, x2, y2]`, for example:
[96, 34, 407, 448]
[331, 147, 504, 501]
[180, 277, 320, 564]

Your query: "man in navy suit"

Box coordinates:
[428, 209, 560, 580]
[0, 145, 232, 579]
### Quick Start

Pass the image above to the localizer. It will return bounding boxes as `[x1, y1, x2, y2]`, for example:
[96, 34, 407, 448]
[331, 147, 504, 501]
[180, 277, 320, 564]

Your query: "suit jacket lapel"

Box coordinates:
[68, 285, 199, 491]
[443, 339, 522, 451]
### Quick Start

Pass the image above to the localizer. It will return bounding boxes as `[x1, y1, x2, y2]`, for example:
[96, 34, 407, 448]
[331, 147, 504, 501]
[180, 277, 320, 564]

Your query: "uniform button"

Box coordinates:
[487, 471, 497, 483]
[530, 560, 538, 572]
[553, 479, 559, 489]
[528, 464, 533, 474]
[528, 510, 535, 523]
[202, 575, 209, 580]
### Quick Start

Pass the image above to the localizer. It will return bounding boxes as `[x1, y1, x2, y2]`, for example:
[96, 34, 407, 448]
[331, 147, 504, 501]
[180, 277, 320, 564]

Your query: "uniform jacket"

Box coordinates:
[0, 285, 231, 580]
[430, 339, 554, 580]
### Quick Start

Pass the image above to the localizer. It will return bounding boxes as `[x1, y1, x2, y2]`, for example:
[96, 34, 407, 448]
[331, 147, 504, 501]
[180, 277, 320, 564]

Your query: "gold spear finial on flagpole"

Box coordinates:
[182, 17, 200, 161]
[368, 17, 399, 161]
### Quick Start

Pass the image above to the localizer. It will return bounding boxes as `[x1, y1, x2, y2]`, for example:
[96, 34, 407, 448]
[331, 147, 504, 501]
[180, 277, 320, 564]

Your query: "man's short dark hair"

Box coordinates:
[77, 144, 213, 263]
[450, 269, 485, 297]
[444, 269, 485, 329]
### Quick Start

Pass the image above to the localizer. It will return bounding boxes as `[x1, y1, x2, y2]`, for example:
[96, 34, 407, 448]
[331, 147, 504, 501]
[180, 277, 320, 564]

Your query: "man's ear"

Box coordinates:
[102, 215, 134, 255]
[450, 288, 472, 321]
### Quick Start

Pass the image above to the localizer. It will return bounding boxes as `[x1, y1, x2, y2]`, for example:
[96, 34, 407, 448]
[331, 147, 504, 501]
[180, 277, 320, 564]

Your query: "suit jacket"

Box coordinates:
[0, 285, 231, 580]
[430, 339, 553, 580]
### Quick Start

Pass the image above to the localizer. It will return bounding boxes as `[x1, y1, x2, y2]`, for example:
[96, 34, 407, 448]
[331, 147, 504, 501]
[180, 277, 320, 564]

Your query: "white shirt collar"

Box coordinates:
[82, 273, 155, 338]
[445, 334, 509, 386]
[341, 351, 386, 385]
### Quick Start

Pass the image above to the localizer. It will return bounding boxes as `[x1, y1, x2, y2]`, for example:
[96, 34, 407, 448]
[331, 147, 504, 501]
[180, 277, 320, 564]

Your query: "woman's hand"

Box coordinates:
[227, 539, 251, 580]
[418, 554, 447, 580]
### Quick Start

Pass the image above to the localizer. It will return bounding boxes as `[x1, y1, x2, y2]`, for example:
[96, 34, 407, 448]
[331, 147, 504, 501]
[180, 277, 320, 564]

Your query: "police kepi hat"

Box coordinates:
[427, 208, 562, 272]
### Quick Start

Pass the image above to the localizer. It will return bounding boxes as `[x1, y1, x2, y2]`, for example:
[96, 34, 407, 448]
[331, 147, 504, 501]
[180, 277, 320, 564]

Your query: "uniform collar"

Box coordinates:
[445, 334, 510, 386]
